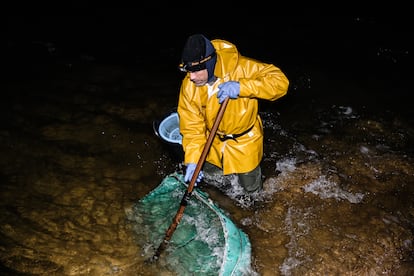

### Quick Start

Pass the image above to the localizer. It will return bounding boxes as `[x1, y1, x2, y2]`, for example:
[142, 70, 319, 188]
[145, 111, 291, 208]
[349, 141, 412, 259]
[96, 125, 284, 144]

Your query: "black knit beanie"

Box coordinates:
[180, 34, 216, 82]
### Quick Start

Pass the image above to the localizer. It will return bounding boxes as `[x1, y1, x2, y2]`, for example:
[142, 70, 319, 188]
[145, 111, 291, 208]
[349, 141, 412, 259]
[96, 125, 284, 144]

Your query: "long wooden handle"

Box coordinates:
[149, 97, 230, 262]
[187, 97, 229, 193]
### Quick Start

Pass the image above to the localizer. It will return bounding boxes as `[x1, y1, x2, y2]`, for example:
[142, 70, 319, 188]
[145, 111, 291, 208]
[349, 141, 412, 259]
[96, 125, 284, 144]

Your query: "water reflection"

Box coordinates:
[2, 59, 413, 275]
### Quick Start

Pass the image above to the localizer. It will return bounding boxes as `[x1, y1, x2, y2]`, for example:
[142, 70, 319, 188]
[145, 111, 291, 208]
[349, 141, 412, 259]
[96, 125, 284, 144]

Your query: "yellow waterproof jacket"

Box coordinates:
[178, 39, 289, 174]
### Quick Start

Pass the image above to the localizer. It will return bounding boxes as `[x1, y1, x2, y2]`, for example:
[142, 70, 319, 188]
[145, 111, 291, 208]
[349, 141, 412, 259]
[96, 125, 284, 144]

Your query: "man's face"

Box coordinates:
[189, 69, 208, 87]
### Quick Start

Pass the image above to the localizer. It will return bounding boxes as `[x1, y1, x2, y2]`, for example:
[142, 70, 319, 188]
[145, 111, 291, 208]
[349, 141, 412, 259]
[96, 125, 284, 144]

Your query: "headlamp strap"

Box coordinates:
[180, 51, 216, 71]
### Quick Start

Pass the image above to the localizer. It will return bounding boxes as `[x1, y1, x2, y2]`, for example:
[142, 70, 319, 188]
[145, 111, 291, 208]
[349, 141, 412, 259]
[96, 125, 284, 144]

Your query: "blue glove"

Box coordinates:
[217, 81, 240, 104]
[184, 163, 204, 185]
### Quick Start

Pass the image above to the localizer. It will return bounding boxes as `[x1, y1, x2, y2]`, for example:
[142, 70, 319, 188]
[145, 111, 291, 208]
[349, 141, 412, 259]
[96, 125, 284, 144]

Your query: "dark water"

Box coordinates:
[2, 15, 412, 275]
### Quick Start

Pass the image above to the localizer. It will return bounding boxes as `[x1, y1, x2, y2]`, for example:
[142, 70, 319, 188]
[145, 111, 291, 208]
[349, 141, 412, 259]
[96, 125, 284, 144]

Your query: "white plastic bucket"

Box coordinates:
[158, 112, 182, 145]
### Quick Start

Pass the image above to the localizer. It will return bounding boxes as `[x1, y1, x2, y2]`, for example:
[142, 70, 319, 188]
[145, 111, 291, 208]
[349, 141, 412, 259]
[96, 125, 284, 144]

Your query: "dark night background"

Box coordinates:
[5, 10, 410, 119]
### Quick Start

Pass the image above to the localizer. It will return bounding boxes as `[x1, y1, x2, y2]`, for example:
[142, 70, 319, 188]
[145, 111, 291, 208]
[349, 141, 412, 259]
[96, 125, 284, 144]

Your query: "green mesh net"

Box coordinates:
[131, 172, 252, 275]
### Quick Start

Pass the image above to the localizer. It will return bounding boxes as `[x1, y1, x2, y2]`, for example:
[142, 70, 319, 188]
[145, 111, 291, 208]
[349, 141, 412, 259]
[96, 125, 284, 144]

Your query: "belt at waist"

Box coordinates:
[217, 125, 254, 142]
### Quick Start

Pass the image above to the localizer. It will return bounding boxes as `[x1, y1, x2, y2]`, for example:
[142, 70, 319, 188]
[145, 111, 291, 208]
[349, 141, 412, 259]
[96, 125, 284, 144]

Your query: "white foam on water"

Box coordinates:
[340, 106, 353, 116]
[275, 157, 297, 173]
[280, 256, 305, 276]
[360, 145, 370, 154]
[203, 172, 259, 208]
[195, 214, 225, 268]
[280, 206, 313, 275]
[303, 175, 365, 203]
[262, 157, 298, 196]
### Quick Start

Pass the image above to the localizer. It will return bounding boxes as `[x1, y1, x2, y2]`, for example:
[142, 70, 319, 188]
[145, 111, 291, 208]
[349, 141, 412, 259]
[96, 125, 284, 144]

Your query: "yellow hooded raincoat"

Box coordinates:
[178, 39, 289, 175]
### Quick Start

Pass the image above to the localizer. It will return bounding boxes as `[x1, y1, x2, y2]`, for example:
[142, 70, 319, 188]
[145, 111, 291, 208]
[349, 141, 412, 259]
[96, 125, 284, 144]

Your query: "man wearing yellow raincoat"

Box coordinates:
[178, 34, 289, 194]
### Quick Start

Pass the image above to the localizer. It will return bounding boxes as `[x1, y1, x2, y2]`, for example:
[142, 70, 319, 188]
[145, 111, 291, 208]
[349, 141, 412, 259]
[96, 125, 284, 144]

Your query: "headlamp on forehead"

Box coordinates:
[179, 52, 216, 73]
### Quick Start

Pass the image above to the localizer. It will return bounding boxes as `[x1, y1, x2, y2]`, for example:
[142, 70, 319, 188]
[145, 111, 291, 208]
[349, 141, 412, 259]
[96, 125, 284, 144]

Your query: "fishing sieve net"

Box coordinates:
[130, 172, 252, 275]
